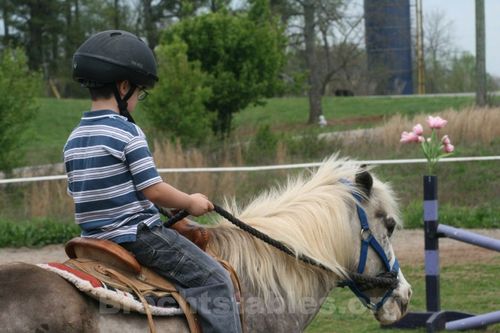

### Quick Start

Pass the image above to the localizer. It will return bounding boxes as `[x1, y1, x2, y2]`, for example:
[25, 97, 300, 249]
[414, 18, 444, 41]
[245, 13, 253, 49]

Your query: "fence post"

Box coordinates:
[423, 175, 440, 312]
[382, 175, 476, 331]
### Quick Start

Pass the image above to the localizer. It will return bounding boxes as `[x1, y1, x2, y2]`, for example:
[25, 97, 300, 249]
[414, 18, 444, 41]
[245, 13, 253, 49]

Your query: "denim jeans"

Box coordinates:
[122, 223, 242, 333]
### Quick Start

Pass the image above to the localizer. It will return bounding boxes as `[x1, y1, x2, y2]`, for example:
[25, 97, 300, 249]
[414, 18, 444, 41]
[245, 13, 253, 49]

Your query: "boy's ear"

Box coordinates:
[355, 166, 373, 198]
[118, 80, 130, 95]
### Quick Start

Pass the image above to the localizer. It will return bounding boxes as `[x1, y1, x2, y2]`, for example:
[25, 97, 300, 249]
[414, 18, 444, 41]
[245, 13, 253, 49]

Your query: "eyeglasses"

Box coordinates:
[138, 88, 149, 101]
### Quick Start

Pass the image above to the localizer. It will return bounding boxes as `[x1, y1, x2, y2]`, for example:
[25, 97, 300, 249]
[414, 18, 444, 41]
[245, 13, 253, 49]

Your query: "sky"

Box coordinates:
[423, 0, 500, 77]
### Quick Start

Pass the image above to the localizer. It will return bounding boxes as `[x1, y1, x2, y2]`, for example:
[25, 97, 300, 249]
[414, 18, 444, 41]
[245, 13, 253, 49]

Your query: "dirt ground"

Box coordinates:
[392, 229, 500, 266]
[0, 229, 498, 267]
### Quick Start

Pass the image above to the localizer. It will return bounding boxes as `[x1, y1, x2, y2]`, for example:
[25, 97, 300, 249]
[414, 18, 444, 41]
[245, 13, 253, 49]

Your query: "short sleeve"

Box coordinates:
[124, 135, 162, 191]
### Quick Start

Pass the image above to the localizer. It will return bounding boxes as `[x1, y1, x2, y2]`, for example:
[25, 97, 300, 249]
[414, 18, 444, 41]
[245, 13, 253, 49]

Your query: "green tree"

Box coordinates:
[137, 0, 213, 50]
[1, 0, 138, 97]
[162, 3, 286, 136]
[143, 39, 213, 146]
[0, 48, 40, 171]
[6, 0, 65, 71]
[264, 0, 364, 123]
[447, 52, 476, 92]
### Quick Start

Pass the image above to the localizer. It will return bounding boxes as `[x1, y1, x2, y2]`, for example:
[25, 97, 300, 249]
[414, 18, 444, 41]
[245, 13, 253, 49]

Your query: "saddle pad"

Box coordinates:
[38, 263, 183, 317]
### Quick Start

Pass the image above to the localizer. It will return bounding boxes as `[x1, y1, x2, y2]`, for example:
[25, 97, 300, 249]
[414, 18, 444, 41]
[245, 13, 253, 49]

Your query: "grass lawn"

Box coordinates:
[27, 95, 475, 166]
[25, 98, 90, 165]
[24, 97, 149, 165]
[234, 95, 475, 135]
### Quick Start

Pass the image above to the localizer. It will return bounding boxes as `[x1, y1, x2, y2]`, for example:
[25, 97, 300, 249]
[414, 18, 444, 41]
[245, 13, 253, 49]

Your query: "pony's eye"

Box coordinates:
[375, 211, 396, 237]
[385, 217, 396, 237]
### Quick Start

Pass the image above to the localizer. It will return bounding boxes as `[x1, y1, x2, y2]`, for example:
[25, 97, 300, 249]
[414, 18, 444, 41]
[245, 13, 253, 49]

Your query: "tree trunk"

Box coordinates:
[303, 0, 323, 125]
[475, 0, 486, 106]
[64, 0, 73, 65]
[114, 0, 120, 29]
[27, 1, 44, 71]
[2, 2, 10, 45]
[143, 0, 159, 49]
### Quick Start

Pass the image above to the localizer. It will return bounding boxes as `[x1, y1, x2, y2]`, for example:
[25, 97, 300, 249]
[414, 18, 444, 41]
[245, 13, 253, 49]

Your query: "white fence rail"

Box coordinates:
[0, 156, 499, 185]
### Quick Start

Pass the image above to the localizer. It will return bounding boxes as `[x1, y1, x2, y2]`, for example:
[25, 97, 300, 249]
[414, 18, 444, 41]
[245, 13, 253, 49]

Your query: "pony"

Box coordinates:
[0, 157, 412, 332]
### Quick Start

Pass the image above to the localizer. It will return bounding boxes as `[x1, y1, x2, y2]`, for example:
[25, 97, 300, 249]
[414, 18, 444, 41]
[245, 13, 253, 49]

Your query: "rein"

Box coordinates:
[160, 205, 399, 293]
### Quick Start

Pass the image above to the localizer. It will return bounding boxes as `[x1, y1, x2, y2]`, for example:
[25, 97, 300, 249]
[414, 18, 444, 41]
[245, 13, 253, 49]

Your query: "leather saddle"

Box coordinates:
[65, 218, 210, 274]
[64, 218, 243, 333]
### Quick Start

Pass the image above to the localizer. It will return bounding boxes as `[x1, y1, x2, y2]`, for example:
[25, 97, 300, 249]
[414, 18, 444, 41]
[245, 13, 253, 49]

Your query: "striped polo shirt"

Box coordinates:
[63, 109, 163, 243]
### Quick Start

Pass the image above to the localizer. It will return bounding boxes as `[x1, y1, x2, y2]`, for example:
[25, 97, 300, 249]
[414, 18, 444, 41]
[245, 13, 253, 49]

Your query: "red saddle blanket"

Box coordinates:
[38, 262, 183, 317]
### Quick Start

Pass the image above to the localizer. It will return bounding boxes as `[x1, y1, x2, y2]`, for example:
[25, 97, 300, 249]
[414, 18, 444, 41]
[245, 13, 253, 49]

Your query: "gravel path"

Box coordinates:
[1, 229, 498, 266]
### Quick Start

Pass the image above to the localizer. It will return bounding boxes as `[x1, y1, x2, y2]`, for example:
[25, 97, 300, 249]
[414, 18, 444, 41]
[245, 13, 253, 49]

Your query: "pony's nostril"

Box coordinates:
[396, 297, 409, 314]
[400, 300, 408, 314]
[408, 288, 413, 299]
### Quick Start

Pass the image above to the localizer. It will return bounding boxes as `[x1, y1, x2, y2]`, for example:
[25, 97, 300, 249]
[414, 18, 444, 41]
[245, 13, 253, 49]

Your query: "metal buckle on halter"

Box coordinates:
[366, 301, 378, 311]
[360, 228, 372, 241]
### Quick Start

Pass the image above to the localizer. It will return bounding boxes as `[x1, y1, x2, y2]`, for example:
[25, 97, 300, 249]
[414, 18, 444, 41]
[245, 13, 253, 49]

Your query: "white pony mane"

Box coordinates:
[207, 156, 400, 309]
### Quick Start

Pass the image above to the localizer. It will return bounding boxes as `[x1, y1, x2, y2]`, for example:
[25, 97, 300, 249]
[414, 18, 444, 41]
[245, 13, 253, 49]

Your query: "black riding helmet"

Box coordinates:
[72, 30, 158, 123]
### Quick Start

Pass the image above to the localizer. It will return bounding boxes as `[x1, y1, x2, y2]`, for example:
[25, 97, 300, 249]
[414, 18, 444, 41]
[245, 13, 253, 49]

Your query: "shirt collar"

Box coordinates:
[82, 109, 127, 121]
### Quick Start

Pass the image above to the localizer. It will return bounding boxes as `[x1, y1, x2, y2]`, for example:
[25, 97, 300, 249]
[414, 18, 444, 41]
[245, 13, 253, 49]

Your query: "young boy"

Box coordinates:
[65, 30, 242, 333]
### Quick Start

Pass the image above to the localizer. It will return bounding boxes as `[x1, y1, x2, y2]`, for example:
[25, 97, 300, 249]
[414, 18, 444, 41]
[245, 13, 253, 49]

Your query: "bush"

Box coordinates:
[403, 201, 500, 229]
[163, 10, 286, 136]
[284, 131, 337, 160]
[0, 48, 41, 171]
[245, 125, 279, 164]
[0, 219, 79, 247]
[143, 39, 213, 147]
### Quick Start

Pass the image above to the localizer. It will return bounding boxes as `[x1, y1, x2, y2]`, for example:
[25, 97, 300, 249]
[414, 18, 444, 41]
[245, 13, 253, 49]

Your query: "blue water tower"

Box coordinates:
[364, 0, 413, 95]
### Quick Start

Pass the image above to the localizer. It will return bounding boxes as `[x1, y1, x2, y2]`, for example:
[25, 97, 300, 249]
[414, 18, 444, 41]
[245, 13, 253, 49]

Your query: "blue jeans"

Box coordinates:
[122, 223, 242, 333]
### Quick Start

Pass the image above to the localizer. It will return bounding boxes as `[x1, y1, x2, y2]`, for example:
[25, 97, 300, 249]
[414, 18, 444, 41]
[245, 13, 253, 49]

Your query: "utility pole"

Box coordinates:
[475, 0, 487, 106]
[415, 0, 425, 94]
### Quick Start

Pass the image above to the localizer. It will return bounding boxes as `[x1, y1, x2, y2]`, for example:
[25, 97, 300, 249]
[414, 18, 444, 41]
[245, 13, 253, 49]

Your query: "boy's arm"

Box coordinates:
[142, 182, 213, 216]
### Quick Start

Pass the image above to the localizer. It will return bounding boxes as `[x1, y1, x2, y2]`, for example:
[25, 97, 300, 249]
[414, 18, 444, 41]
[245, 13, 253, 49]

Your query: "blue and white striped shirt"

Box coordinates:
[64, 110, 163, 243]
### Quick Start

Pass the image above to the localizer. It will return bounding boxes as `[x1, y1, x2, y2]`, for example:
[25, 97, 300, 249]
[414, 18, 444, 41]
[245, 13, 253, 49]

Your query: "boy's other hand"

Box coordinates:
[187, 193, 214, 216]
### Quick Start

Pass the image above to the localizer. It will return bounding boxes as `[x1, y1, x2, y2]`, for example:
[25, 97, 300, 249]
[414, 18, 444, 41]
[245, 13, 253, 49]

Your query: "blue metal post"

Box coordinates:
[446, 311, 500, 330]
[383, 176, 491, 332]
[436, 224, 500, 252]
[423, 175, 440, 312]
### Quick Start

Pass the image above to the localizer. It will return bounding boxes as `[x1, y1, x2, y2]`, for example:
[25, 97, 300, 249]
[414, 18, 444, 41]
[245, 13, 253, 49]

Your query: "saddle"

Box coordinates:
[63, 218, 243, 333]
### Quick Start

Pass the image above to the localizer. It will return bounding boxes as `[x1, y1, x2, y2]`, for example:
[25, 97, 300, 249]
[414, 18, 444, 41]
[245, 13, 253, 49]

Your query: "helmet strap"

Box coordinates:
[112, 83, 137, 124]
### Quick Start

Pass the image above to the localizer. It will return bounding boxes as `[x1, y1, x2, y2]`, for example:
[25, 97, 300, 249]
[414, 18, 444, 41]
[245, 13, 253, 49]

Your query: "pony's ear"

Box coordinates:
[355, 167, 373, 198]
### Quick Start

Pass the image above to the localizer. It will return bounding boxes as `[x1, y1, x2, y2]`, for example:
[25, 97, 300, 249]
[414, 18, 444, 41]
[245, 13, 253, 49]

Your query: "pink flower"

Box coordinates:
[400, 131, 420, 143]
[399, 117, 455, 175]
[413, 124, 424, 135]
[444, 144, 454, 153]
[442, 135, 451, 145]
[426, 116, 448, 129]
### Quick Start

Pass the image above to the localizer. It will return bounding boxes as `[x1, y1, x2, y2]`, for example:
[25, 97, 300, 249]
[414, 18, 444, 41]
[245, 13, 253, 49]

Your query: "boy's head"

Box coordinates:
[88, 83, 115, 101]
[73, 30, 158, 122]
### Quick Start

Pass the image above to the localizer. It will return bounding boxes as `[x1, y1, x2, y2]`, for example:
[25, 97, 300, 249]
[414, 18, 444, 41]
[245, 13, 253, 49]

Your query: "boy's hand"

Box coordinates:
[187, 193, 214, 216]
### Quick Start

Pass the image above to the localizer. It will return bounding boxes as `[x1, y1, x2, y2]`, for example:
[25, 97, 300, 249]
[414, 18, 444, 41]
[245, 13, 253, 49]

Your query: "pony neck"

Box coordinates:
[208, 223, 349, 330]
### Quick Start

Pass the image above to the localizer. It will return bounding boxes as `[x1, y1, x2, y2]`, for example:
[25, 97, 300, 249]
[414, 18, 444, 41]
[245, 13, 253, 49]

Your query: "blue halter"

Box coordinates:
[340, 190, 400, 311]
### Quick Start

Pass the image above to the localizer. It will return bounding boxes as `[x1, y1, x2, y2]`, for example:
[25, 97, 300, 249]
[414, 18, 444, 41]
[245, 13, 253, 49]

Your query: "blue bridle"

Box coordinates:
[339, 191, 400, 311]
